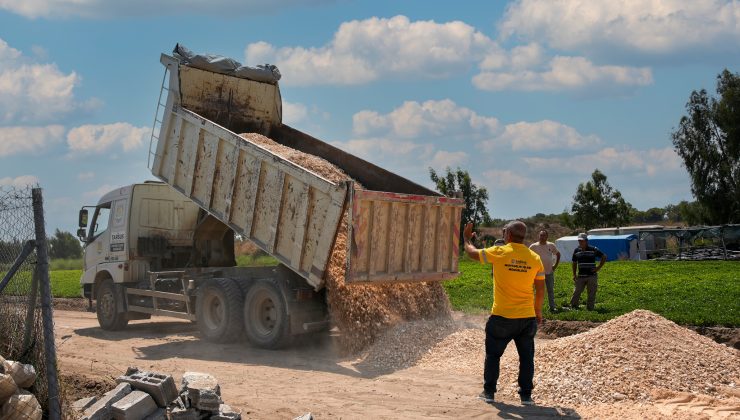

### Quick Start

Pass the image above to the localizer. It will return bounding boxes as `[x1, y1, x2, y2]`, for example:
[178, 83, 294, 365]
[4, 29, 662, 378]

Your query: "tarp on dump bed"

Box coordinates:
[173, 43, 281, 84]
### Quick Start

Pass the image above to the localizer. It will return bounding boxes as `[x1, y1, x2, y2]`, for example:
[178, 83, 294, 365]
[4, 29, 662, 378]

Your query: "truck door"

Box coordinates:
[81, 203, 111, 285]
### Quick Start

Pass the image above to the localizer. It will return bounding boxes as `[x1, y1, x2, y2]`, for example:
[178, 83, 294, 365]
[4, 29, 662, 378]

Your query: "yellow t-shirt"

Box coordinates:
[479, 243, 545, 318]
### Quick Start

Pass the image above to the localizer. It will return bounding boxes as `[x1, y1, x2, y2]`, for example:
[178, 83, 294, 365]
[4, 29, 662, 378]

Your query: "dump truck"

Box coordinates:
[77, 48, 464, 348]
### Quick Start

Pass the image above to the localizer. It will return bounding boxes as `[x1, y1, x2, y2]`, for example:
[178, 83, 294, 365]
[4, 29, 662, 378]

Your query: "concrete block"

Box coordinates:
[167, 407, 199, 420]
[117, 369, 178, 407]
[181, 372, 222, 411]
[210, 403, 241, 420]
[81, 382, 132, 420]
[143, 407, 166, 420]
[72, 396, 98, 412]
[111, 390, 158, 420]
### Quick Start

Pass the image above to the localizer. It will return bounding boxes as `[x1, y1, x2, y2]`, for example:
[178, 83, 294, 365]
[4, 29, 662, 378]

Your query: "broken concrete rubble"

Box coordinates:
[111, 390, 158, 420]
[116, 367, 178, 407]
[181, 372, 223, 412]
[75, 367, 241, 420]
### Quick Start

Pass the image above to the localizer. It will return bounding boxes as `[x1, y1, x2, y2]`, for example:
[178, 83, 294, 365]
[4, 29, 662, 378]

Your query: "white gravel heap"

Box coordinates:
[408, 310, 739, 406]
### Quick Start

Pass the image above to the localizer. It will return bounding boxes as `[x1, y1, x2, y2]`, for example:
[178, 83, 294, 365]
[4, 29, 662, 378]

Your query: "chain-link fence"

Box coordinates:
[639, 225, 740, 261]
[0, 186, 60, 418]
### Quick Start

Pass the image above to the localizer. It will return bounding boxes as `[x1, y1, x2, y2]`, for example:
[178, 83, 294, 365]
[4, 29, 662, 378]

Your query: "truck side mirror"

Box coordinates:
[79, 209, 88, 227]
[77, 228, 87, 243]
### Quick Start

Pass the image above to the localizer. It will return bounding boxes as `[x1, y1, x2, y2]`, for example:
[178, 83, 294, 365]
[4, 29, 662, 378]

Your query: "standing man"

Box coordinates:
[529, 230, 561, 313]
[463, 221, 545, 406]
[570, 233, 607, 311]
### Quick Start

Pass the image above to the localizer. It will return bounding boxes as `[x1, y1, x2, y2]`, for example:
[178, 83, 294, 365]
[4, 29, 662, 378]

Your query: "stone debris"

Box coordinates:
[81, 382, 132, 420]
[116, 367, 178, 407]
[111, 390, 157, 420]
[77, 368, 241, 419]
[181, 372, 222, 411]
[0, 389, 42, 420]
[240, 132, 452, 354]
[0, 355, 41, 420]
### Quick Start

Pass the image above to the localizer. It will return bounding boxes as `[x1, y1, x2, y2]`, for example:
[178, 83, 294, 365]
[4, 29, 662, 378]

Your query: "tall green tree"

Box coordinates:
[672, 69, 740, 224]
[429, 167, 492, 233]
[49, 229, 82, 259]
[570, 169, 632, 231]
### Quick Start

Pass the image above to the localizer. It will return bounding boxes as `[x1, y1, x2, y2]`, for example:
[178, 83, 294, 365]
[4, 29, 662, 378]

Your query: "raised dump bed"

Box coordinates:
[150, 54, 464, 289]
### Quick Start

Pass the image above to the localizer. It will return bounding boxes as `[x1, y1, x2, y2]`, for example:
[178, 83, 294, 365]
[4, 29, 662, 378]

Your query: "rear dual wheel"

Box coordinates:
[195, 278, 244, 343]
[243, 279, 290, 349]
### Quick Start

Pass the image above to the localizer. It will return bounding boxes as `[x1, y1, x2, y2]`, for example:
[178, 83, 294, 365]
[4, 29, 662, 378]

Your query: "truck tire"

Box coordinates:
[195, 278, 244, 343]
[243, 279, 289, 349]
[96, 279, 128, 331]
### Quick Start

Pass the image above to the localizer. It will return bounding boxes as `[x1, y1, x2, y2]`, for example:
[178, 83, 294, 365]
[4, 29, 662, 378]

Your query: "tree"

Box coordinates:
[671, 69, 740, 224]
[49, 229, 82, 259]
[570, 169, 632, 231]
[429, 167, 492, 236]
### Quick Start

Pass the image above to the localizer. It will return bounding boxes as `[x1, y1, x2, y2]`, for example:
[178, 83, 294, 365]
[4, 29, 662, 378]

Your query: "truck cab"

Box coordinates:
[78, 182, 206, 300]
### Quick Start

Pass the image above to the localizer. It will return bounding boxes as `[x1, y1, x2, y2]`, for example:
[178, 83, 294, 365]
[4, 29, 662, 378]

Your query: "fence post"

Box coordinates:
[21, 264, 40, 355]
[32, 188, 61, 420]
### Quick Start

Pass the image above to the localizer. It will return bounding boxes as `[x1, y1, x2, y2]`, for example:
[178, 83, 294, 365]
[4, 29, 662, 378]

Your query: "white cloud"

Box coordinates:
[523, 146, 683, 176]
[352, 99, 499, 139]
[430, 150, 469, 169]
[479, 120, 602, 152]
[500, 0, 740, 58]
[0, 38, 97, 124]
[473, 56, 652, 93]
[67, 123, 150, 155]
[0, 0, 333, 19]
[0, 125, 66, 157]
[282, 101, 308, 125]
[0, 175, 40, 187]
[481, 169, 535, 190]
[246, 15, 500, 86]
[83, 183, 118, 199]
[77, 172, 95, 181]
[334, 138, 434, 162]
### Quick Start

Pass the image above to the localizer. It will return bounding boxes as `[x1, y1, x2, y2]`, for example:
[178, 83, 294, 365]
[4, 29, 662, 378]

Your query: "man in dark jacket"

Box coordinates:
[570, 233, 607, 311]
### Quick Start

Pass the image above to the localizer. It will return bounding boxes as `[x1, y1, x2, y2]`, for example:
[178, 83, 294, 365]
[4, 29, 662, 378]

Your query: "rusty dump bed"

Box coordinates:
[150, 54, 464, 289]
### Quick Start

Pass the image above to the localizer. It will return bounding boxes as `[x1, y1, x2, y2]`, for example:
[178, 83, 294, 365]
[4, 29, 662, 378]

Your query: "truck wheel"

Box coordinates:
[243, 279, 289, 349]
[195, 278, 244, 343]
[96, 279, 129, 331]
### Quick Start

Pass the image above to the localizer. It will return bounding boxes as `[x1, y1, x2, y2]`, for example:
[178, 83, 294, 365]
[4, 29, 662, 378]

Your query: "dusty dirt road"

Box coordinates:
[54, 310, 739, 419]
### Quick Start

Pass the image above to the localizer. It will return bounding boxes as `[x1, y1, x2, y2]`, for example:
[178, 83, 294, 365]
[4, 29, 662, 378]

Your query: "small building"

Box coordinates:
[556, 234, 640, 262]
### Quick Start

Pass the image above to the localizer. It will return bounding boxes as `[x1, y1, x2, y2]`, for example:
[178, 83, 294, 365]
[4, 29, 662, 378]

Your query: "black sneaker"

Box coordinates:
[520, 395, 535, 406]
[478, 391, 494, 403]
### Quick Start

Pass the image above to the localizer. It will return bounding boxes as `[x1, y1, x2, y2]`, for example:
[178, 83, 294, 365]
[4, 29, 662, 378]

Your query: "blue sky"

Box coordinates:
[1, 0, 739, 235]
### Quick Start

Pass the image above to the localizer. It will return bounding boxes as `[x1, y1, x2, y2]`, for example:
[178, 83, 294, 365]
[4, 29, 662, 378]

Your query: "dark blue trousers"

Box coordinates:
[483, 315, 537, 396]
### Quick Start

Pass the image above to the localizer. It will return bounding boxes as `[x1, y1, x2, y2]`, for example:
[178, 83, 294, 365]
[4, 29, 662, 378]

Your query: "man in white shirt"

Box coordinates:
[529, 230, 561, 313]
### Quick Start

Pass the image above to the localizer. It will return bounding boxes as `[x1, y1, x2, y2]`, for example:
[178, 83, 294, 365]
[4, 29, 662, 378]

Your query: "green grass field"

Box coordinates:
[49, 258, 739, 327]
[443, 258, 740, 327]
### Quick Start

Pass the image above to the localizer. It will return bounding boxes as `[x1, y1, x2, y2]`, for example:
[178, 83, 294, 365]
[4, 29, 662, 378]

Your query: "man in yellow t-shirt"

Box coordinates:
[463, 221, 545, 406]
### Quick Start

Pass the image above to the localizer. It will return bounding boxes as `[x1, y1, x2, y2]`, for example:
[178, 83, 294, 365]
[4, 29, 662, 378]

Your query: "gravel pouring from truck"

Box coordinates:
[77, 47, 464, 348]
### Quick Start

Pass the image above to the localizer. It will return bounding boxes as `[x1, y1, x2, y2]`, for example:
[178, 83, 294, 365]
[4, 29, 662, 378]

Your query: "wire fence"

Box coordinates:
[639, 225, 740, 261]
[0, 185, 60, 418]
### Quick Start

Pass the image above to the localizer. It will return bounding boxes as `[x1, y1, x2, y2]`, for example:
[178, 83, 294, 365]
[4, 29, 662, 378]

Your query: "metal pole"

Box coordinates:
[32, 188, 61, 420]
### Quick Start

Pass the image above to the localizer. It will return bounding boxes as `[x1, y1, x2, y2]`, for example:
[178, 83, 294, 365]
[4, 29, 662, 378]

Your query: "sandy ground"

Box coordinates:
[54, 310, 739, 419]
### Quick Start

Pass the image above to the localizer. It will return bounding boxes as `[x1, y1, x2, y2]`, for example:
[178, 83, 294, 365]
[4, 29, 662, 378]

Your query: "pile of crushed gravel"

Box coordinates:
[411, 310, 739, 405]
[239, 133, 451, 354]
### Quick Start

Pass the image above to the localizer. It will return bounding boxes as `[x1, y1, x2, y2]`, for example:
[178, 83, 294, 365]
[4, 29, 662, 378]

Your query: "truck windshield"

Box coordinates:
[91, 204, 111, 240]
